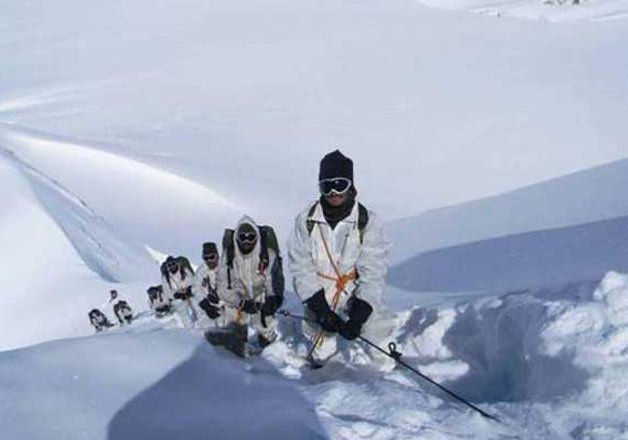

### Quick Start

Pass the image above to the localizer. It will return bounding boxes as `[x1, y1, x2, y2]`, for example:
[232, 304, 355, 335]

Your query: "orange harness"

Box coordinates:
[308, 224, 357, 354]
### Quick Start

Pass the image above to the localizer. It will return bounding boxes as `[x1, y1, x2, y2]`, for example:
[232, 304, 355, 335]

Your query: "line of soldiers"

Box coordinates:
[88, 290, 134, 331]
[145, 215, 285, 357]
[90, 150, 392, 367]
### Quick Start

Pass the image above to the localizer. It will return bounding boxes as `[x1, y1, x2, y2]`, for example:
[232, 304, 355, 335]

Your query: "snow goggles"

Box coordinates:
[237, 232, 257, 244]
[319, 177, 352, 196]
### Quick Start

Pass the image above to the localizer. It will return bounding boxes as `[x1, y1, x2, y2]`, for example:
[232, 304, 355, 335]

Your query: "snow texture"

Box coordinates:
[2, 0, 628, 438]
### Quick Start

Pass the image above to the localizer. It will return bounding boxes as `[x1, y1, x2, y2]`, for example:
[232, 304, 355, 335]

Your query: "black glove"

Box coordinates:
[207, 289, 220, 305]
[339, 297, 373, 340]
[174, 287, 193, 300]
[239, 299, 260, 314]
[304, 289, 342, 333]
[199, 297, 221, 319]
[261, 295, 283, 317]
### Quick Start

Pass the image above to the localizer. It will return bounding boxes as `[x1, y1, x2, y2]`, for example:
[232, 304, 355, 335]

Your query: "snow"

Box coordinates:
[5, 272, 628, 438]
[389, 214, 628, 294]
[415, 0, 628, 22]
[0, 326, 326, 440]
[2, 0, 628, 438]
[389, 158, 628, 264]
[2, 0, 628, 225]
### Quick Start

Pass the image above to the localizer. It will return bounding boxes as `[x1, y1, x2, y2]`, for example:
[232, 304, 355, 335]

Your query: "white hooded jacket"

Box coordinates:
[288, 200, 390, 310]
[216, 216, 283, 308]
[162, 265, 194, 301]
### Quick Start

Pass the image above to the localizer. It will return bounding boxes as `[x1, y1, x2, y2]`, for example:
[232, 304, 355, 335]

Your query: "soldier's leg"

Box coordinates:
[302, 306, 338, 365]
[358, 306, 398, 371]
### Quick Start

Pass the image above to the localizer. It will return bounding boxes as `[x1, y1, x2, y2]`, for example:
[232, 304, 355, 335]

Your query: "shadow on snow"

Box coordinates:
[107, 342, 328, 440]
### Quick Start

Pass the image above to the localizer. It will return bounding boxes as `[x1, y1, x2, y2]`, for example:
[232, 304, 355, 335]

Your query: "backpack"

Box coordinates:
[222, 225, 281, 290]
[306, 202, 369, 244]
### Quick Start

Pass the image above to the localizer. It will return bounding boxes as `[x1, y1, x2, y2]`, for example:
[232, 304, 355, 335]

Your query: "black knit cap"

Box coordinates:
[319, 150, 353, 182]
[202, 242, 218, 257]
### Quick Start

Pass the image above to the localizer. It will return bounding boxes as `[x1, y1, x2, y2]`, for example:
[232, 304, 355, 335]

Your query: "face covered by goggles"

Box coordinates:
[167, 262, 178, 273]
[236, 232, 258, 245]
[319, 177, 353, 196]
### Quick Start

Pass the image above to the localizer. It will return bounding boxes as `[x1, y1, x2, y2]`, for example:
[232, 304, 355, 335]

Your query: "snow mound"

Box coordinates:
[0, 146, 155, 282]
[0, 138, 162, 350]
[0, 153, 117, 350]
[0, 124, 243, 258]
[0, 325, 327, 440]
[392, 271, 628, 437]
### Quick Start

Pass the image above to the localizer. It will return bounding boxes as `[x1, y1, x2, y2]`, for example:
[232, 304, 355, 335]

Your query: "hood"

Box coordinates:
[234, 215, 261, 259]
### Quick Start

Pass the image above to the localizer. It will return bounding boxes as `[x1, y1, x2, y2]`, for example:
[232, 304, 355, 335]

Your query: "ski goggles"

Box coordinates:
[236, 232, 258, 244]
[319, 177, 352, 196]
[203, 254, 218, 262]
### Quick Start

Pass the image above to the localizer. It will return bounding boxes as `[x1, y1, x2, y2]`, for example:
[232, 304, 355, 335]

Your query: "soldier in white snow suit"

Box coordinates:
[288, 150, 393, 367]
[147, 285, 172, 317]
[89, 308, 114, 332]
[195, 242, 224, 325]
[161, 256, 198, 327]
[213, 216, 285, 351]
[113, 300, 134, 325]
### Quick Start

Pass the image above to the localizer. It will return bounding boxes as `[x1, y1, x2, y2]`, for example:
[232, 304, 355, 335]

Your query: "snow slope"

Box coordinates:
[0, 124, 243, 259]
[389, 157, 628, 265]
[4, 271, 628, 439]
[0, 326, 327, 440]
[0, 153, 113, 350]
[389, 213, 628, 294]
[2, 0, 628, 438]
[1, 0, 628, 225]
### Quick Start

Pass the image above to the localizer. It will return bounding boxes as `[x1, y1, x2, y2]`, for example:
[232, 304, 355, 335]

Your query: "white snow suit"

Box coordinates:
[216, 216, 284, 342]
[162, 263, 197, 327]
[148, 286, 172, 316]
[193, 262, 225, 327]
[288, 200, 394, 365]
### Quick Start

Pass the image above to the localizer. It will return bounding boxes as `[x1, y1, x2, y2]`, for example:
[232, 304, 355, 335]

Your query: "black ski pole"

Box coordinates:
[278, 309, 500, 423]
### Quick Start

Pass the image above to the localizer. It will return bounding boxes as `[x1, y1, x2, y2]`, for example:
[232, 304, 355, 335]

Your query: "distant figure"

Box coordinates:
[161, 256, 198, 327]
[109, 289, 119, 302]
[147, 285, 172, 317]
[88, 309, 114, 332]
[205, 216, 284, 357]
[195, 242, 223, 325]
[113, 300, 134, 325]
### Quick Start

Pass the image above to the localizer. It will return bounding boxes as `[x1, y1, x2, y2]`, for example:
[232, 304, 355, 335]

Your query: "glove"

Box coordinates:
[261, 295, 283, 317]
[174, 287, 193, 300]
[304, 289, 342, 333]
[207, 289, 220, 305]
[199, 297, 221, 319]
[239, 299, 260, 314]
[339, 297, 373, 340]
